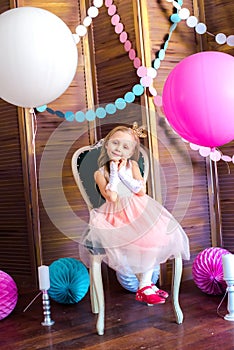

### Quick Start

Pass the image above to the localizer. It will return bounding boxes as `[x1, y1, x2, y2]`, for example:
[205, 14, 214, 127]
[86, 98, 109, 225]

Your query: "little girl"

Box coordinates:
[80, 124, 190, 305]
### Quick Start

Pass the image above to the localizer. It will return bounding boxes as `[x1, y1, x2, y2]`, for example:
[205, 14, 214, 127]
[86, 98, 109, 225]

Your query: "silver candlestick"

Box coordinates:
[41, 290, 55, 326]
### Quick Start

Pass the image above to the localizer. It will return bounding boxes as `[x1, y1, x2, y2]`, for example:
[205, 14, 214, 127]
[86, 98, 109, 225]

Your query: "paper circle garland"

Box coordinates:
[116, 265, 160, 293]
[0, 270, 18, 320]
[192, 247, 230, 295]
[162, 51, 234, 148]
[0, 7, 78, 108]
[48, 258, 90, 304]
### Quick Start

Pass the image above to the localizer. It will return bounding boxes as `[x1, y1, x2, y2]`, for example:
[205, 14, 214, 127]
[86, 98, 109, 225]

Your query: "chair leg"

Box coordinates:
[171, 255, 183, 324]
[89, 266, 99, 314]
[91, 254, 105, 335]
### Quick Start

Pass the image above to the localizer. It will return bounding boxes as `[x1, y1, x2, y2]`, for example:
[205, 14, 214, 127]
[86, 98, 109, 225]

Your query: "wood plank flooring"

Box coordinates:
[1, 278, 234, 350]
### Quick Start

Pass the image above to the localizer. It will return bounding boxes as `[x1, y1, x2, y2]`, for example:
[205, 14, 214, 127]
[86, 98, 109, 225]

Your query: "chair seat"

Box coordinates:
[85, 239, 106, 255]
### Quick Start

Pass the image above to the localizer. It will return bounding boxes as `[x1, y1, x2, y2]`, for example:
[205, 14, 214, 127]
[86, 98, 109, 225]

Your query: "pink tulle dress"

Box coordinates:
[80, 162, 190, 275]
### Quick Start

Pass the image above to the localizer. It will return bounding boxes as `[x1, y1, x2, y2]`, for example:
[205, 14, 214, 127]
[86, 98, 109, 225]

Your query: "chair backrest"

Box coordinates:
[71, 139, 149, 211]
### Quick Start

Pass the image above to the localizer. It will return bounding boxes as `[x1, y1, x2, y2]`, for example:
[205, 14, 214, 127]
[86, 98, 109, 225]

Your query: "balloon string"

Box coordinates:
[23, 291, 42, 313]
[225, 161, 231, 175]
[216, 289, 228, 319]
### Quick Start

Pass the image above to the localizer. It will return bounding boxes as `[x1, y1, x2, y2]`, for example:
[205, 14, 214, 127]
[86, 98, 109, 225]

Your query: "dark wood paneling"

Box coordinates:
[0, 100, 35, 291]
[91, 0, 212, 283]
[146, 0, 212, 281]
[17, 0, 93, 266]
[0, 1, 37, 292]
[204, 0, 234, 253]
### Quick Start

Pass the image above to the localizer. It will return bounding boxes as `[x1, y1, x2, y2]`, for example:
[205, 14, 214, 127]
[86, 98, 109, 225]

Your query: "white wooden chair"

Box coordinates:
[71, 139, 183, 335]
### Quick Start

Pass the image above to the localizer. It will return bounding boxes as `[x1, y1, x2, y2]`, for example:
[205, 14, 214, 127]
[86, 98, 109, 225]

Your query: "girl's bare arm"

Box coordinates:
[94, 170, 118, 202]
[131, 160, 146, 196]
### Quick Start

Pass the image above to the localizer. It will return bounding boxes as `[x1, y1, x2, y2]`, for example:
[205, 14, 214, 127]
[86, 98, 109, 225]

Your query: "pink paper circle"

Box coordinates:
[115, 22, 124, 34]
[140, 76, 152, 87]
[105, 0, 113, 7]
[154, 95, 163, 107]
[129, 49, 136, 60]
[124, 40, 131, 52]
[210, 149, 221, 161]
[108, 4, 116, 16]
[189, 143, 200, 151]
[111, 14, 120, 26]
[133, 57, 141, 68]
[199, 147, 211, 157]
[119, 31, 127, 43]
[137, 66, 147, 77]
[221, 155, 232, 162]
[149, 86, 157, 96]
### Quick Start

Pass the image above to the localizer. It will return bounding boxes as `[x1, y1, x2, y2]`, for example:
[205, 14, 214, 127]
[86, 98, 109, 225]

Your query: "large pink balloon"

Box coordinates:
[162, 51, 234, 147]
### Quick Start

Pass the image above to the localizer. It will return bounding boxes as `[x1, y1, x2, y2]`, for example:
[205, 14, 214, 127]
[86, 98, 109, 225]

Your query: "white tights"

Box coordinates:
[137, 269, 159, 293]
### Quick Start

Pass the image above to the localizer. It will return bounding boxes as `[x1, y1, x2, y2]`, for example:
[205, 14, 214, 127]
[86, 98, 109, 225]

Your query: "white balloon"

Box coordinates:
[0, 7, 78, 108]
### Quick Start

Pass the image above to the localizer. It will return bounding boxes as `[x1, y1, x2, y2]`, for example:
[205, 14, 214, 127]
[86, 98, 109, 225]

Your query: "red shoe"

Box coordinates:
[136, 286, 165, 305]
[151, 284, 169, 299]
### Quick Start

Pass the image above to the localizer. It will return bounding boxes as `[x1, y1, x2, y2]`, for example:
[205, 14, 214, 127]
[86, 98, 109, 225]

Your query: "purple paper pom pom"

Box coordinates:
[0, 270, 18, 320]
[192, 247, 230, 295]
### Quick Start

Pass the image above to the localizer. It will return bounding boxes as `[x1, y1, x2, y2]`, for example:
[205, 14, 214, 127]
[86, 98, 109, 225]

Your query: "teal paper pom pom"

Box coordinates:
[48, 258, 90, 304]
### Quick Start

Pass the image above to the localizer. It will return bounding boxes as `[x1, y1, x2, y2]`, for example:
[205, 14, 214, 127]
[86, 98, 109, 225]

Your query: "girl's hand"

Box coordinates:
[110, 155, 121, 162]
[118, 158, 127, 170]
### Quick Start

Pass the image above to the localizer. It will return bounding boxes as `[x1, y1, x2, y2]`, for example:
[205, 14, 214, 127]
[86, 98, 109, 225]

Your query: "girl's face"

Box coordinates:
[105, 131, 136, 161]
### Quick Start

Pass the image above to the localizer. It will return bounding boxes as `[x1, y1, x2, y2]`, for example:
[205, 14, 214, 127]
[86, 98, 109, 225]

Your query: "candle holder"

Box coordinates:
[222, 254, 234, 322]
[224, 282, 234, 321]
[41, 290, 55, 326]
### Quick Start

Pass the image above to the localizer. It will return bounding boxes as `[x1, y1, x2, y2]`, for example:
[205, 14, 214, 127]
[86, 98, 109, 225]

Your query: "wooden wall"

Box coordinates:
[0, 0, 38, 291]
[91, 0, 212, 282]
[203, 0, 234, 254]
[17, 0, 93, 268]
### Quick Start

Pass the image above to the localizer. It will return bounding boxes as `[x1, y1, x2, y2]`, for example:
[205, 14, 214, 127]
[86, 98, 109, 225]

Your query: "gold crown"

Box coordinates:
[131, 122, 147, 138]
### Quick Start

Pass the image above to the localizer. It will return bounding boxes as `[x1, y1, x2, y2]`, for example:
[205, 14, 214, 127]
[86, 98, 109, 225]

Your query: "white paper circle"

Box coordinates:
[227, 35, 234, 47]
[186, 16, 198, 28]
[75, 24, 87, 37]
[178, 8, 190, 20]
[199, 147, 211, 157]
[83, 16, 92, 27]
[172, 1, 181, 10]
[87, 6, 99, 18]
[93, 0, 103, 8]
[147, 67, 157, 78]
[215, 33, 227, 45]
[195, 22, 207, 35]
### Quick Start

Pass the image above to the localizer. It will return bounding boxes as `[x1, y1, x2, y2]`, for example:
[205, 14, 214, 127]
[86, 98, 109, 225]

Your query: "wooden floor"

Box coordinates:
[1, 277, 234, 350]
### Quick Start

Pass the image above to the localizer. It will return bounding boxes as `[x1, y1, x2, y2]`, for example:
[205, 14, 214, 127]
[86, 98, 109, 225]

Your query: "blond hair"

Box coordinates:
[98, 125, 140, 171]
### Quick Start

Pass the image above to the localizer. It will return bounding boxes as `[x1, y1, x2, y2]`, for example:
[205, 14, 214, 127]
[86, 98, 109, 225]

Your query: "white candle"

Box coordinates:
[222, 254, 234, 280]
[38, 265, 50, 290]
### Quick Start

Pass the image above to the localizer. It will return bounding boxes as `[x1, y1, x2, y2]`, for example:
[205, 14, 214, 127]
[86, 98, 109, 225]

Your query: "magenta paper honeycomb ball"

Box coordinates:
[192, 247, 230, 295]
[0, 270, 18, 320]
